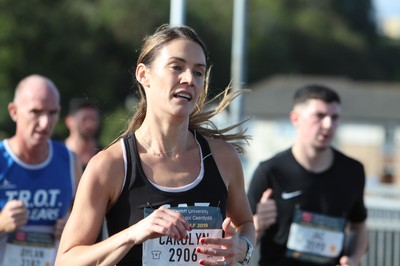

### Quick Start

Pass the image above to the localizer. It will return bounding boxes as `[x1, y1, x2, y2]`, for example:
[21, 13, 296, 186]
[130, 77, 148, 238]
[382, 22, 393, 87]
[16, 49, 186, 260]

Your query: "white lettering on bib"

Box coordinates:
[143, 206, 223, 266]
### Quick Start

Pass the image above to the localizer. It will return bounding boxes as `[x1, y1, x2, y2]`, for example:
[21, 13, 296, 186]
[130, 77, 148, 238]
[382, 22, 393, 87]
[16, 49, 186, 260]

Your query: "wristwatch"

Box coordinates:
[238, 236, 254, 265]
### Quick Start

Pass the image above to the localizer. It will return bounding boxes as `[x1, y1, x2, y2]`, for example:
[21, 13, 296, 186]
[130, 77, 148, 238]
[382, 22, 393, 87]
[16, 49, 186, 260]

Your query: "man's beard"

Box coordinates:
[78, 129, 94, 141]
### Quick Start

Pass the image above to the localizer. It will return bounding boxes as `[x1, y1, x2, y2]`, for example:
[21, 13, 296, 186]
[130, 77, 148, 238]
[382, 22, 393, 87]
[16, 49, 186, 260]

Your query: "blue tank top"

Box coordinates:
[0, 139, 75, 226]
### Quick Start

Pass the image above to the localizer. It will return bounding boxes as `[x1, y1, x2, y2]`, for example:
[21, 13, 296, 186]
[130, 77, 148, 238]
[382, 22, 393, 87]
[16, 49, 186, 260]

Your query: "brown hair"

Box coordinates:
[117, 24, 250, 153]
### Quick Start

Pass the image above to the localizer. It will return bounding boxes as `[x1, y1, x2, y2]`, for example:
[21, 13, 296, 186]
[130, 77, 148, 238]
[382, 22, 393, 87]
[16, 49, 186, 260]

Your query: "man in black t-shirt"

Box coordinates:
[247, 84, 368, 266]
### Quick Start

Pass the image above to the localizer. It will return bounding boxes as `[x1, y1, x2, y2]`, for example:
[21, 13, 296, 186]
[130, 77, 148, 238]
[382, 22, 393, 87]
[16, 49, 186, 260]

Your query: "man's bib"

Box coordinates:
[2, 229, 56, 266]
[286, 209, 346, 264]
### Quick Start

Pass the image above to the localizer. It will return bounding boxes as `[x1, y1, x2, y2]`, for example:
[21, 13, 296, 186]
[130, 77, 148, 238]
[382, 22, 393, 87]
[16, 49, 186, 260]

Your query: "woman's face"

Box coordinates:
[143, 39, 206, 120]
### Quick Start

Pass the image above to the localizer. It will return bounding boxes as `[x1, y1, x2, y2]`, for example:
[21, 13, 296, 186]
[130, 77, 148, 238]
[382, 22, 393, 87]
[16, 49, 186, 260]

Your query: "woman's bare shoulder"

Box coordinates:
[204, 137, 243, 182]
[90, 142, 123, 171]
[205, 137, 240, 161]
[80, 141, 125, 197]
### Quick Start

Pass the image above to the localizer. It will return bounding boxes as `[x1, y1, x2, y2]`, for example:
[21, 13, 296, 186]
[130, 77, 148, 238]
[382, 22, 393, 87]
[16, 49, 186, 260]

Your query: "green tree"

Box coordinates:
[0, 0, 399, 142]
[0, 0, 170, 141]
[247, 0, 396, 82]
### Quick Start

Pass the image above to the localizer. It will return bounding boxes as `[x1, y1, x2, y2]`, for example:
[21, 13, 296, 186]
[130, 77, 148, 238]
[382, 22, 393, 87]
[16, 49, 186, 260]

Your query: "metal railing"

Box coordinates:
[362, 184, 400, 266]
[249, 184, 400, 266]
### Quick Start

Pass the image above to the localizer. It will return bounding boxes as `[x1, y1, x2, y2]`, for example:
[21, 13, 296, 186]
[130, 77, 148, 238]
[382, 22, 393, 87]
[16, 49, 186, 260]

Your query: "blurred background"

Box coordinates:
[0, 0, 400, 264]
[0, 0, 399, 143]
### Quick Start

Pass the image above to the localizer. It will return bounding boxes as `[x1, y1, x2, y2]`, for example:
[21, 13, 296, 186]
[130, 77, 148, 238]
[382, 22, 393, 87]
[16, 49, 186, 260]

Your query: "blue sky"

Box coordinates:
[374, 0, 400, 19]
[373, 0, 400, 38]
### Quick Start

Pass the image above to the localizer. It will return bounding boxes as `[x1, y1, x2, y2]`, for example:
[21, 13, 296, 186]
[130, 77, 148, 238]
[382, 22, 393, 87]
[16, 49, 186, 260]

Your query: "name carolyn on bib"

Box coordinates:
[143, 206, 223, 266]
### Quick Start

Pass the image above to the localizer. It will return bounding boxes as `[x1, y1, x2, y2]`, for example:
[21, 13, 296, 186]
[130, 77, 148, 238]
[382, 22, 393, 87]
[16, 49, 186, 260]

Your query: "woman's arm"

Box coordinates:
[197, 139, 256, 265]
[55, 143, 132, 265]
[55, 143, 192, 266]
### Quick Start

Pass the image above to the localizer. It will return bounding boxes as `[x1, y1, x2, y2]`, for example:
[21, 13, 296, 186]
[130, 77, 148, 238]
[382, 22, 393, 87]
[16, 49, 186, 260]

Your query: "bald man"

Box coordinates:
[0, 75, 81, 266]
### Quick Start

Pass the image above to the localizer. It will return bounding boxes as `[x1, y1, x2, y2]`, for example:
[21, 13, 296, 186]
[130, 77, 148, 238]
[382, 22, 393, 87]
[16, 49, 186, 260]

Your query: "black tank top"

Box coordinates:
[106, 131, 227, 265]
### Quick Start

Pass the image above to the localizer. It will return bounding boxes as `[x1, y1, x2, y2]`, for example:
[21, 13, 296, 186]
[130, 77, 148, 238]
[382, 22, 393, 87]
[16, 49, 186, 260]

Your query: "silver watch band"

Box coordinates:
[238, 236, 254, 265]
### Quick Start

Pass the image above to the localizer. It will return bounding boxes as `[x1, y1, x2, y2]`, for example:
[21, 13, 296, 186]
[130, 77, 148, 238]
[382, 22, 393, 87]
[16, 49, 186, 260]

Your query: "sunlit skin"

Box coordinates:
[7, 76, 60, 163]
[254, 99, 341, 238]
[137, 40, 252, 264]
[255, 98, 367, 266]
[134, 39, 207, 157]
[291, 99, 341, 153]
[72, 107, 100, 140]
[288, 98, 341, 173]
[0, 78, 58, 234]
[1, 75, 82, 241]
[65, 107, 100, 166]
[290, 99, 367, 266]
[55, 38, 255, 266]
[139, 39, 206, 127]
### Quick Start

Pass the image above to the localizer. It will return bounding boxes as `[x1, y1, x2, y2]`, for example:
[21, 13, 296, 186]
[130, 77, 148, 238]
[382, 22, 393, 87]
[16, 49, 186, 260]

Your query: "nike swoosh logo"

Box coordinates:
[281, 190, 302, 200]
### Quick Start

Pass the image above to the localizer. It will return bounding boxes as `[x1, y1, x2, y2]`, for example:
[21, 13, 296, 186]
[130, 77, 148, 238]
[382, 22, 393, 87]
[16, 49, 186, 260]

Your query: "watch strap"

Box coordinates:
[238, 236, 254, 265]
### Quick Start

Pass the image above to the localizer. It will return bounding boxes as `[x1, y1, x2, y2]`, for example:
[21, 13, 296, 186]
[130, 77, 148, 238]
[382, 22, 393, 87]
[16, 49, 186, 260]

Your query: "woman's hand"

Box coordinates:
[128, 206, 192, 244]
[196, 217, 247, 265]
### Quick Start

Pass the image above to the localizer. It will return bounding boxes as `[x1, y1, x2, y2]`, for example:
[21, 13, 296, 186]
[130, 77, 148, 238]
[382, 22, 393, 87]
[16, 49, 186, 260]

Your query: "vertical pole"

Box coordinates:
[230, 0, 248, 124]
[381, 123, 396, 183]
[170, 0, 186, 26]
[231, 0, 249, 188]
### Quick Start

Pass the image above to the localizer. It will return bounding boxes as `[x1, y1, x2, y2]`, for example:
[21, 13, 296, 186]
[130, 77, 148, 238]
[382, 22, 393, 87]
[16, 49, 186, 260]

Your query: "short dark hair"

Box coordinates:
[293, 84, 341, 107]
[68, 98, 99, 116]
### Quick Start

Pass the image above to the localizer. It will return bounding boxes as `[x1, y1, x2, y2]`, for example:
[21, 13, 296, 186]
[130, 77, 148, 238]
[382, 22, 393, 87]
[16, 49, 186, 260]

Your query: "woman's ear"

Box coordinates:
[136, 63, 150, 88]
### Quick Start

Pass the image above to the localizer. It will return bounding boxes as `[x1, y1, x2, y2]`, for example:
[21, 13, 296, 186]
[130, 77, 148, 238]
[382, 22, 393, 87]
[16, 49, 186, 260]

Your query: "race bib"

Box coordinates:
[143, 206, 223, 266]
[286, 209, 346, 264]
[2, 230, 55, 266]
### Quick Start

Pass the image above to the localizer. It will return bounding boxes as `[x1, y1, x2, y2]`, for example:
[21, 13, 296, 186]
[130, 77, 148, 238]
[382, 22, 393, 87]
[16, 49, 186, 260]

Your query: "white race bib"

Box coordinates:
[143, 206, 223, 266]
[286, 209, 345, 264]
[2, 230, 56, 266]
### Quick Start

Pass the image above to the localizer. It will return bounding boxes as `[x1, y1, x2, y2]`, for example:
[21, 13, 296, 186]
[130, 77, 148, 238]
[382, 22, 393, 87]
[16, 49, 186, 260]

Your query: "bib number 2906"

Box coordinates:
[169, 248, 198, 262]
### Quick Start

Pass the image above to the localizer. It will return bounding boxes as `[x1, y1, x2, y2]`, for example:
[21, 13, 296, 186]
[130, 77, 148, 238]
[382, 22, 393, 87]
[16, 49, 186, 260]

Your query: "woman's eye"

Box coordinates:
[193, 71, 204, 77]
[171, 65, 182, 71]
